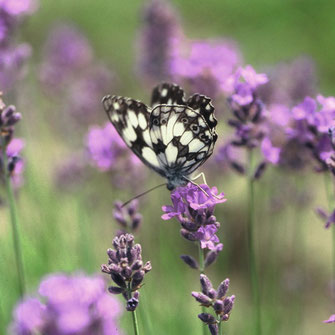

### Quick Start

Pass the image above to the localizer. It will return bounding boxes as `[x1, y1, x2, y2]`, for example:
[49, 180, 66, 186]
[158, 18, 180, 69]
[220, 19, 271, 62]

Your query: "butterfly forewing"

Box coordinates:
[151, 82, 186, 107]
[102, 95, 166, 176]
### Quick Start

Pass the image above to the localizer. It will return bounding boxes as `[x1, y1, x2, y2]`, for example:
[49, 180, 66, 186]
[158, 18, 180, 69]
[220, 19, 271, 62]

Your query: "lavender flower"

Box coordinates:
[162, 183, 225, 268]
[0, 0, 35, 93]
[85, 123, 143, 187]
[323, 314, 335, 324]
[39, 24, 93, 91]
[170, 39, 241, 98]
[192, 274, 235, 334]
[221, 65, 276, 177]
[316, 208, 335, 229]
[0, 96, 24, 188]
[101, 233, 151, 311]
[113, 200, 142, 233]
[10, 272, 123, 335]
[258, 56, 317, 106]
[137, 0, 180, 83]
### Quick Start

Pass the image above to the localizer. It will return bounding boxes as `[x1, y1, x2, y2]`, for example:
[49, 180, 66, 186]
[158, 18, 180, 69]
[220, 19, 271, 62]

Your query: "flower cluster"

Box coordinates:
[219, 65, 280, 178]
[162, 183, 225, 268]
[10, 272, 123, 335]
[0, 0, 36, 93]
[85, 123, 143, 187]
[39, 24, 114, 125]
[324, 314, 335, 324]
[192, 274, 235, 335]
[113, 200, 142, 233]
[136, 0, 180, 83]
[170, 39, 241, 99]
[101, 233, 151, 311]
[0, 96, 24, 188]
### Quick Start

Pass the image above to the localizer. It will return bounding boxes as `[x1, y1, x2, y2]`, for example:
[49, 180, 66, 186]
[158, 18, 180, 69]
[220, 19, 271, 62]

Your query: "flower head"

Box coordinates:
[101, 233, 151, 311]
[192, 274, 235, 333]
[324, 314, 335, 324]
[113, 200, 143, 233]
[10, 273, 123, 335]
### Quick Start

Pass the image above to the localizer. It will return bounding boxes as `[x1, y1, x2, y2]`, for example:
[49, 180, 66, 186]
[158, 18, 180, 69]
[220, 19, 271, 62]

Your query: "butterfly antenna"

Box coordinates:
[122, 182, 167, 208]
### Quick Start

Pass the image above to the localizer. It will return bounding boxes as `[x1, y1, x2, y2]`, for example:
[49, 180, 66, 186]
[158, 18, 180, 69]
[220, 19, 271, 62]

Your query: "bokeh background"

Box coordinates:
[1, 0, 335, 334]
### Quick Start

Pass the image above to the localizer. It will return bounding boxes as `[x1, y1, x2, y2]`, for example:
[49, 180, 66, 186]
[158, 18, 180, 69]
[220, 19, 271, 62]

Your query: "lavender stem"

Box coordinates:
[198, 242, 208, 335]
[128, 282, 140, 335]
[247, 149, 261, 334]
[324, 173, 335, 305]
[1, 137, 25, 297]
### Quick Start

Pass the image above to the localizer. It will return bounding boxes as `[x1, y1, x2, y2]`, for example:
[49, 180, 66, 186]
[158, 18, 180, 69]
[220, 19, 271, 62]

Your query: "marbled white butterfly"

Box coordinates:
[102, 83, 218, 190]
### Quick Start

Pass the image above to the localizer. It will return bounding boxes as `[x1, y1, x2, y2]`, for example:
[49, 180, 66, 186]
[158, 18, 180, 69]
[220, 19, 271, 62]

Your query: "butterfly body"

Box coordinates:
[102, 83, 217, 190]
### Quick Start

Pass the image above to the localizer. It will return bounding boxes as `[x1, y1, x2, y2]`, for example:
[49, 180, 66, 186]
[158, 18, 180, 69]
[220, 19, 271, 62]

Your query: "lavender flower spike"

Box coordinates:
[102, 233, 151, 311]
[192, 274, 235, 333]
[113, 199, 142, 232]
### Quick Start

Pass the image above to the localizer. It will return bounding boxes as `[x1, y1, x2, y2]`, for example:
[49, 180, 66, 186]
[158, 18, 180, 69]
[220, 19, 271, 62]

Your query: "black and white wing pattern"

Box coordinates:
[102, 83, 218, 190]
[102, 95, 165, 176]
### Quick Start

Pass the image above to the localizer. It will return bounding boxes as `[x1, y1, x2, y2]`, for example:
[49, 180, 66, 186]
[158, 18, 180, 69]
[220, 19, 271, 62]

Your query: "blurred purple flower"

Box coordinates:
[170, 39, 241, 98]
[39, 24, 93, 91]
[0, 42, 31, 93]
[86, 123, 127, 171]
[258, 57, 317, 106]
[137, 0, 180, 83]
[10, 273, 123, 335]
[316, 208, 335, 229]
[260, 137, 280, 164]
[323, 314, 335, 324]
[67, 64, 114, 124]
[0, 0, 38, 16]
[113, 200, 142, 233]
[162, 183, 225, 254]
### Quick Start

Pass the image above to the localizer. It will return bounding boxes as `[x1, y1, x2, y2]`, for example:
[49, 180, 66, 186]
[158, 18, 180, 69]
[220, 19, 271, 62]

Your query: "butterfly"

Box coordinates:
[102, 82, 218, 191]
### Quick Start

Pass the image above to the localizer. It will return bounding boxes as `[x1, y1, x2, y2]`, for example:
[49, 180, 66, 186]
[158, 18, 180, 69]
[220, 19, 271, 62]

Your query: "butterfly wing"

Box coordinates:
[102, 95, 166, 176]
[149, 104, 215, 177]
[151, 82, 186, 107]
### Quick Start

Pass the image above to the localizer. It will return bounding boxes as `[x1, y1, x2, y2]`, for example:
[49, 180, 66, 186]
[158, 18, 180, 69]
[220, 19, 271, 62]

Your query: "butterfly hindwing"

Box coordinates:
[102, 95, 165, 176]
[151, 82, 186, 107]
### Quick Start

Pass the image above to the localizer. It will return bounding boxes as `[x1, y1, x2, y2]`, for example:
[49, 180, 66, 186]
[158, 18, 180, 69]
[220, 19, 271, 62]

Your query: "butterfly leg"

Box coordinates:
[191, 172, 208, 185]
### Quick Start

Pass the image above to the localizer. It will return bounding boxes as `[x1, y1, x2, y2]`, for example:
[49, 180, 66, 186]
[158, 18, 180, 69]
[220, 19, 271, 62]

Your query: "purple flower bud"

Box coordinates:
[180, 229, 198, 241]
[111, 273, 126, 288]
[221, 314, 229, 321]
[253, 161, 267, 180]
[200, 274, 213, 295]
[126, 297, 139, 311]
[131, 270, 145, 290]
[198, 313, 216, 324]
[223, 295, 235, 314]
[121, 266, 132, 279]
[101, 264, 111, 274]
[207, 288, 217, 299]
[108, 286, 125, 294]
[213, 300, 224, 313]
[208, 323, 219, 335]
[191, 292, 212, 307]
[131, 260, 143, 271]
[217, 279, 230, 299]
[143, 261, 152, 273]
[205, 251, 220, 268]
[180, 255, 199, 269]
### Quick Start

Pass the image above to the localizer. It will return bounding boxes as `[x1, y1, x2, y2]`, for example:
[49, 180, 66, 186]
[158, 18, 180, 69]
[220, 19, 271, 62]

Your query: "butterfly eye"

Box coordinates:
[161, 119, 167, 125]
[181, 117, 188, 123]
[153, 118, 160, 126]
[200, 133, 207, 140]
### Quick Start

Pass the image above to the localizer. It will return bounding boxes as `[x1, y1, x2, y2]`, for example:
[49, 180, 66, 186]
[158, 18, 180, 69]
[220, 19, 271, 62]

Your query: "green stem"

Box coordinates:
[324, 173, 335, 304]
[218, 318, 223, 335]
[128, 283, 140, 335]
[1, 137, 25, 297]
[198, 242, 207, 335]
[247, 149, 261, 335]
